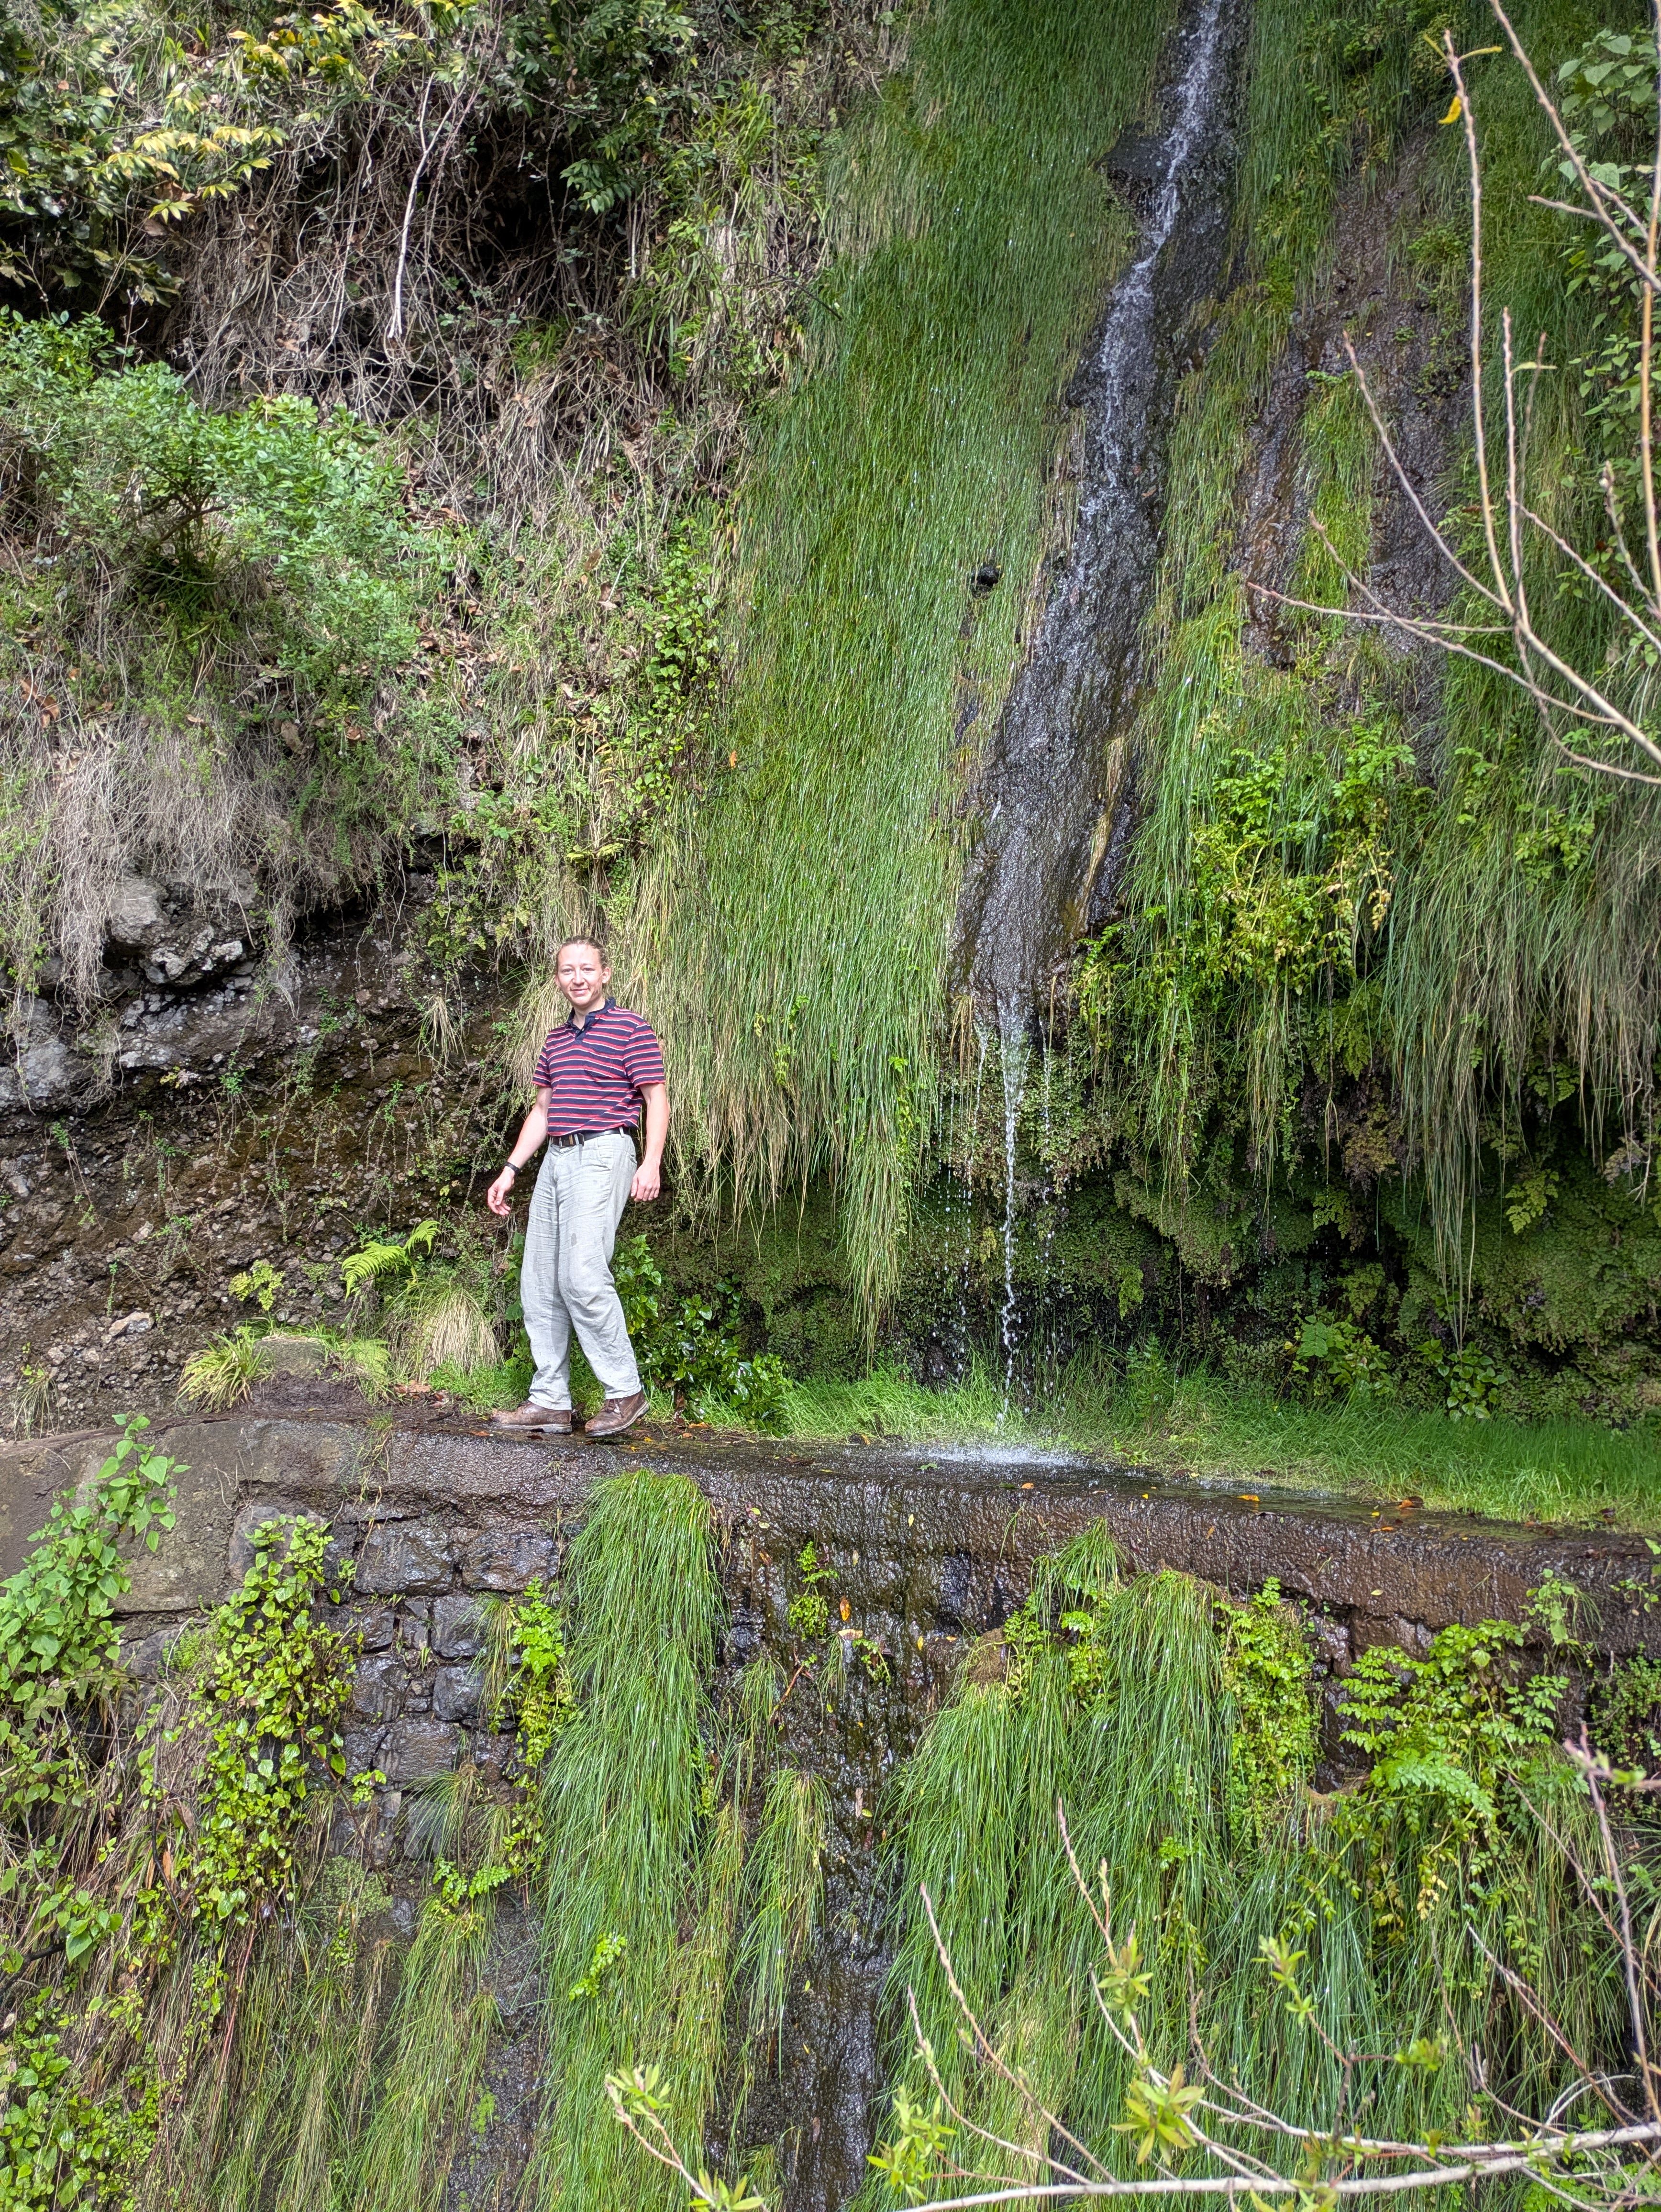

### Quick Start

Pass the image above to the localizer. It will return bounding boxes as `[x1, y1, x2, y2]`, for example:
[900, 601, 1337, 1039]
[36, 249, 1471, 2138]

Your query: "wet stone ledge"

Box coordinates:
[4, 1410, 1660, 1827]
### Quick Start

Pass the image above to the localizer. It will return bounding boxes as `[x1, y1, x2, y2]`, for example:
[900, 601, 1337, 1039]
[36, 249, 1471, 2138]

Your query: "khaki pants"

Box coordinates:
[521, 1131, 641, 1407]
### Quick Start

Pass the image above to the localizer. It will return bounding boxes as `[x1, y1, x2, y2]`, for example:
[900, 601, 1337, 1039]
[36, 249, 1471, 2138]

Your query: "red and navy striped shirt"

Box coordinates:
[532, 1000, 666, 1137]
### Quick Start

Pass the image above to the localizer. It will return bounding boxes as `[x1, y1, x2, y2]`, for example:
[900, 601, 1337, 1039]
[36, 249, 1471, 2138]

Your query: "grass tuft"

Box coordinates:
[528, 1465, 723, 2212]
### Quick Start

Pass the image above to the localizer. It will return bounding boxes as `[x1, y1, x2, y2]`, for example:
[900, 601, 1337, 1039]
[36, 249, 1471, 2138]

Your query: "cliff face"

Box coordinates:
[3, 0, 1660, 1423]
[7, 4, 1661, 2202]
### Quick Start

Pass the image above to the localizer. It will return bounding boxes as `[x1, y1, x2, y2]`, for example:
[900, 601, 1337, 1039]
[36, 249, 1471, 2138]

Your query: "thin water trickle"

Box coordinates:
[996, 1004, 1030, 1420]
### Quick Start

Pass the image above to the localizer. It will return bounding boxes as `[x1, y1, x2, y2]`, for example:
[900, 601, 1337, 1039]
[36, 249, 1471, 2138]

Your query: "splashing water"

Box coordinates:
[996, 1005, 1031, 1420]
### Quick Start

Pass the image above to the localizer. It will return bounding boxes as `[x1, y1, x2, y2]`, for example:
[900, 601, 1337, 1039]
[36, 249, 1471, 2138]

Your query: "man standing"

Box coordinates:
[485, 936, 668, 1438]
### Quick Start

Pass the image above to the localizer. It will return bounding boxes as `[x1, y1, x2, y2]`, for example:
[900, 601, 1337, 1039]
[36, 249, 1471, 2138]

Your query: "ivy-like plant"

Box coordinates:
[0, 1413, 176, 1836]
[1217, 1581, 1318, 1851]
[139, 1517, 354, 1935]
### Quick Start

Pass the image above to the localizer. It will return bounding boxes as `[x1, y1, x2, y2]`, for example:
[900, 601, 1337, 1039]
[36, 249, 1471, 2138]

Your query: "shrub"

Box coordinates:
[611, 1235, 790, 1427]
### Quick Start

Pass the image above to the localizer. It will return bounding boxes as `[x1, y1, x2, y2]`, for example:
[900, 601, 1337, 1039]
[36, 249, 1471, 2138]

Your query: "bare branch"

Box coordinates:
[1488, 0, 1661, 294]
[1339, 335, 1500, 605]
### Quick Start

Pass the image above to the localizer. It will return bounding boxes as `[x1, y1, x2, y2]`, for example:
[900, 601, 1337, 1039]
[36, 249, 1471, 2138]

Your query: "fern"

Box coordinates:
[340, 1219, 439, 1296]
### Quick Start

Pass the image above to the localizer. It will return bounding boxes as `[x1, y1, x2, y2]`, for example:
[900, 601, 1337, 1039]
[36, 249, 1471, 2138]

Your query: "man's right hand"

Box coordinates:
[486, 1168, 518, 1218]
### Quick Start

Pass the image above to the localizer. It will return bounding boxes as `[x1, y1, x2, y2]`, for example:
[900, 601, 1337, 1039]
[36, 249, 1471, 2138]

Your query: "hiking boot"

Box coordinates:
[584, 1390, 648, 1439]
[489, 1402, 573, 1435]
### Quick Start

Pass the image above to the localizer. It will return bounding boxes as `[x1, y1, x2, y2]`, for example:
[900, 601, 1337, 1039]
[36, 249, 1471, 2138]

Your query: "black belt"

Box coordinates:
[547, 1126, 634, 1149]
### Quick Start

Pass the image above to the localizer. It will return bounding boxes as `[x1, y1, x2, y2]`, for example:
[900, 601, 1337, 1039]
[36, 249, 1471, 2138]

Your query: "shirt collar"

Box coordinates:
[565, 995, 614, 1031]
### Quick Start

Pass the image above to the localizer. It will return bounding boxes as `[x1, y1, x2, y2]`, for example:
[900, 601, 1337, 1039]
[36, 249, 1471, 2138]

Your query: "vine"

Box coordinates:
[1216, 1581, 1318, 1852]
[0, 1465, 364, 2207]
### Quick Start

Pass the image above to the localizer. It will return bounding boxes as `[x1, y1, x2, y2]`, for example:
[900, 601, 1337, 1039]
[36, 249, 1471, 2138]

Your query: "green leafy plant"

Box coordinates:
[611, 1237, 790, 1428]
[1337, 1617, 1565, 1916]
[0, 1414, 177, 1830]
[229, 1259, 286, 1313]
[568, 1928, 628, 2002]
[1592, 1654, 1661, 1775]
[1420, 1338, 1507, 1420]
[1217, 1581, 1318, 1850]
[177, 1327, 272, 1410]
[1290, 1312, 1392, 1402]
[341, 1218, 440, 1297]
[785, 1541, 830, 1640]
[867, 2086, 955, 2204]
[140, 1518, 354, 1932]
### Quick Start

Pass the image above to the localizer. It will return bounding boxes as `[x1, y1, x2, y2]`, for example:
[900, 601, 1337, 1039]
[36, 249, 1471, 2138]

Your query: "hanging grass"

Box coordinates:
[342, 1790, 505, 2212]
[736, 1769, 827, 2056]
[866, 1543, 1622, 2205]
[632, 0, 1179, 1311]
[169, 1858, 396, 2212]
[1074, 0, 1661, 1285]
[527, 1465, 723, 2212]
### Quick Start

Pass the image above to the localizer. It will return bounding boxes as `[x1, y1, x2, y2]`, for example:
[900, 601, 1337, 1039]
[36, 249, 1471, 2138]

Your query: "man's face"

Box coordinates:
[557, 944, 610, 1012]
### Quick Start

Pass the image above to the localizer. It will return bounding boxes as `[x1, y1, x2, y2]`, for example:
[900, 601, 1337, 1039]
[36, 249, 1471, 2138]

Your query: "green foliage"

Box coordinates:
[0, 1415, 175, 1725]
[1420, 1337, 1507, 1420]
[0, 1478, 365, 2205]
[424, 517, 720, 957]
[228, 1259, 285, 1314]
[492, 1577, 578, 1770]
[568, 1927, 628, 2002]
[336, 1219, 505, 1383]
[784, 1540, 830, 1640]
[341, 1218, 440, 1297]
[735, 1768, 824, 2048]
[0, 0, 465, 303]
[0, 306, 464, 1013]
[0, 2002, 159, 2212]
[142, 1518, 353, 1932]
[1336, 1618, 1565, 1909]
[1116, 2062, 1204, 2164]
[1592, 1655, 1661, 1773]
[867, 2088, 955, 2206]
[1290, 1312, 1392, 1402]
[177, 1327, 272, 1411]
[612, 1234, 791, 1427]
[0, 1415, 176, 1838]
[544, 0, 698, 214]
[874, 1544, 1613, 2210]
[1217, 1581, 1318, 1851]
[0, 314, 422, 713]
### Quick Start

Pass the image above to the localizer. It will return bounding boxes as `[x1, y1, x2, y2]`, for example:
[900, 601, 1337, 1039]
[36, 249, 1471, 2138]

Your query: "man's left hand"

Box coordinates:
[631, 1161, 661, 1203]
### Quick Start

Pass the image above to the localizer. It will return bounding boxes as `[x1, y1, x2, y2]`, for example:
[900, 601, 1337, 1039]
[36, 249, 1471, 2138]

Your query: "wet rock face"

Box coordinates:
[7, 1414, 1660, 2212]
[958, 0, 1250, 1015]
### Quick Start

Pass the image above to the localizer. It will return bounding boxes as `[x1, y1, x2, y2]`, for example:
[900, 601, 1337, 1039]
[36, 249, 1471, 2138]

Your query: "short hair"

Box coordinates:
[555, 934, 608, 965]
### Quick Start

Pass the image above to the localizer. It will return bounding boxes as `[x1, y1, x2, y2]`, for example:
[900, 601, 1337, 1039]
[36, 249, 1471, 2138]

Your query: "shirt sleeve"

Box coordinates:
[621, 1019, 666, 1090]
[532, 1035, 556, 1090]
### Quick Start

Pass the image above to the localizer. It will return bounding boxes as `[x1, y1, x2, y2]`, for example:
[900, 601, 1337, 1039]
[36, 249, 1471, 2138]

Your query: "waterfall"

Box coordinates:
[996, 1006, 1030, 1418]
[958, 0, 1245, 1019]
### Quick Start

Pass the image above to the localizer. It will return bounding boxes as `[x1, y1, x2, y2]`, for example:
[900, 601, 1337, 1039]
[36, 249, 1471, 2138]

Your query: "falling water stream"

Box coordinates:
[996, 1008, 1030, 1416]
[958, 0, 1245, 1403]
[958, 0, 1243, 1021]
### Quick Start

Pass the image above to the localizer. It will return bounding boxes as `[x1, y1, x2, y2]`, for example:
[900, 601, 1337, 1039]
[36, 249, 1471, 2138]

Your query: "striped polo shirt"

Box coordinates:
[532, 1000, 666, 1137]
